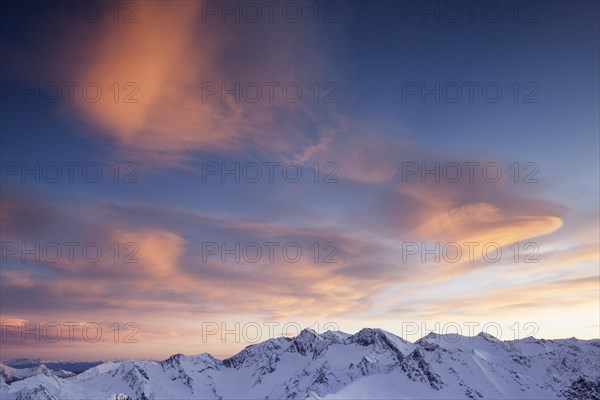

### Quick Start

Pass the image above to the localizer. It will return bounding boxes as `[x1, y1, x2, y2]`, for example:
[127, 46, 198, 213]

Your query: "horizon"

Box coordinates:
[1, 0, 599, 366]
[2, 325, 599, 364]
[0, 327, 600, 364]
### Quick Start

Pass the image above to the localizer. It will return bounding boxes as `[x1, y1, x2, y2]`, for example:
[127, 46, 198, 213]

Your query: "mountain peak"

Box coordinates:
[477, 331, 500, 342]
[353, 327, 384, 342]
[321, 330, 351, 342]
[297, 328, 320, 339]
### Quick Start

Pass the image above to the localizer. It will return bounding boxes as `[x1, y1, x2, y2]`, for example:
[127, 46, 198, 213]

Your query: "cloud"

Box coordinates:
[0, 192, 62, 240]
[376, 166, 564, 246]
[113, 230, 185, 279]
[25, 1, 342, 166]
[302, 129, 565, 254]
[413, 197, 563, 246]
[0, 196, 394, 323]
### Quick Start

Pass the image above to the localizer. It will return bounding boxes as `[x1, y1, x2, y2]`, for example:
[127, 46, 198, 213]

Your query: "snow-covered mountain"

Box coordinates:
[3, 359, 104, 374]
[1, 328, 599, 399]
[0, 363, 75, 384]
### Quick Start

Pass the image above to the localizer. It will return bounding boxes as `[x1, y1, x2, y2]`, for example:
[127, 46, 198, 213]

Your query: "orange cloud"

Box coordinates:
[113, 229, 185, 279]
[54, 1, 342, 166]
[382, 174, 564, 249]
[414, 198, 563, 247]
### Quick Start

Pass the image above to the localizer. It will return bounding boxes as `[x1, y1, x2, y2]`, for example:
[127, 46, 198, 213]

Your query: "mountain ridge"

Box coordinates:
[2, 327, 599, 399]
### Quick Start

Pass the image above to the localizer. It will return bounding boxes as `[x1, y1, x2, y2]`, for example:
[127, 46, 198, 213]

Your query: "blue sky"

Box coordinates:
[0, 0, 598, 360]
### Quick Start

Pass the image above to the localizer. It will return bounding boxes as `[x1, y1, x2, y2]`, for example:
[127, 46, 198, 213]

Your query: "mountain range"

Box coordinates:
[1, 328, 599, 399]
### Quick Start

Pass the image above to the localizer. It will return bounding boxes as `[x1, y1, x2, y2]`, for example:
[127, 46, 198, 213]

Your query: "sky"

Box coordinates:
[0, 0, 598, 361]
